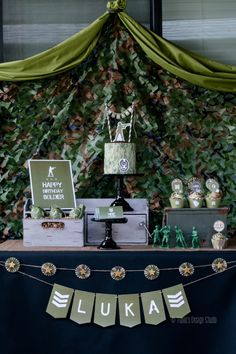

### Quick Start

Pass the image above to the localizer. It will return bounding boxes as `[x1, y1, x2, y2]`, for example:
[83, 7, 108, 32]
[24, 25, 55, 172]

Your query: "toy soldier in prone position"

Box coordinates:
[151, 225, 161, 247]
[160, 225, 171, 248]
[175, 226, 187, 248]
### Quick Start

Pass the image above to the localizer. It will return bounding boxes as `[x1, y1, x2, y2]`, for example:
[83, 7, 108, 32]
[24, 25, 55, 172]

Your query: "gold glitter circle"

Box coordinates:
[110, 266, 126, 281]
[5, 257, 20, 273]
[144, 265, 160, 280]
[179, 262, 194, 277]
[41, 262, 57, 276]
[75, 264, 91, 279]
[212, 258, 227, 273]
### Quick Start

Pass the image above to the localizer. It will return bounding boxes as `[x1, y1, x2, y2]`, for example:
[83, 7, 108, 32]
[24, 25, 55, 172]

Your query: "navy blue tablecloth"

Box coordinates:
[0, 250, 235, 354]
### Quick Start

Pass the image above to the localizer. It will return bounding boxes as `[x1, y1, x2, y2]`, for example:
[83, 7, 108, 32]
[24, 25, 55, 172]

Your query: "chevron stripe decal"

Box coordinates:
[162, 284, 191, 318]
[46, 284, 74, 318]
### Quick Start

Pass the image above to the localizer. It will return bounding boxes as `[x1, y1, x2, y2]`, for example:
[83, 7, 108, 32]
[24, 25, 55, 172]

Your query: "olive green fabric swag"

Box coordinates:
[1, 9, 236, 91]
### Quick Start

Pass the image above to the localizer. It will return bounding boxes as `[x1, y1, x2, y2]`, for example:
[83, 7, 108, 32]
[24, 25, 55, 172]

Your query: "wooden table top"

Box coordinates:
[0, 239, 236, 252]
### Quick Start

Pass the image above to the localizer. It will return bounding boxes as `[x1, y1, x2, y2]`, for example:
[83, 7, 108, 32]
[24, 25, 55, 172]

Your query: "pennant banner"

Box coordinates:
[162, 284, 191, 319]
[70, 290, 95, 325]
[46, 283, 190, 326]
[94, 293, 117, 327]
[46, 283, 74, 319]
[118, 294, 141, 328]
[141, 290, 166, 325]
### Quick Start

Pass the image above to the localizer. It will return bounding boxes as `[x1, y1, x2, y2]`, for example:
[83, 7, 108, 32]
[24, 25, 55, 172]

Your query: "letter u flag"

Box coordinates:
[93, 293, 117, 327]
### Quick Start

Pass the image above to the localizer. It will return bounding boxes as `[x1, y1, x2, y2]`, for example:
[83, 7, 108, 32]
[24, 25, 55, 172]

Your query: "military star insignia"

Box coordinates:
[79, 268, 87, 275]
[41, 262, 56, 276]
[113, 269, 123, 278]
[5, 257, 20, 273]
[179, 262, 194, 277]
[212, 258, 227, 273]
[111, 266, 126, 281]
[182, 265, 192, 275]
[75, 264, 91, 279]
[148, 268, 156, 276]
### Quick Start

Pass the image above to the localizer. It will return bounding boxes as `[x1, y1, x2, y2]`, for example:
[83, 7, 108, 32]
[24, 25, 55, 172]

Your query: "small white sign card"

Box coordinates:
[28, 160, 76, 209]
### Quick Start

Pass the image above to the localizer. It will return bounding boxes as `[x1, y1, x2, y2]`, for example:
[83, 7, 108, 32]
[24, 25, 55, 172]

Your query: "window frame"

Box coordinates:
[0, 0, 162, 63]
[0, 0, 3, 62]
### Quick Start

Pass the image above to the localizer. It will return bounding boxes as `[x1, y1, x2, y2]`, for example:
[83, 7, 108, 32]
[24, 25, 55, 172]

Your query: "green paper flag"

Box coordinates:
[93, 293, 117, 327]
[118, 294, 141, 328]
[162, 284, 191, 319]
[70, 290, 95, 325]
[141, 290, 166, 325]
[46, 283, 74, 319]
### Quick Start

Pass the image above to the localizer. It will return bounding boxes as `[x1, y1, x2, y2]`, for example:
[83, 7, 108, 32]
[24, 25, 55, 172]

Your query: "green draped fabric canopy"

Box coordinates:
[1, 7, 236, 92]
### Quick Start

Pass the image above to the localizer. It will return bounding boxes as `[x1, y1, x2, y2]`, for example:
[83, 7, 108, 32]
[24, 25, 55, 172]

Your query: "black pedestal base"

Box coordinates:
[91, 218, 128, 250]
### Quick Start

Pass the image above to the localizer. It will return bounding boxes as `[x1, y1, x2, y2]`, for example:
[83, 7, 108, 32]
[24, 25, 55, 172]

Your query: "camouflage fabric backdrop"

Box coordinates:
[1, 18, 236, 238]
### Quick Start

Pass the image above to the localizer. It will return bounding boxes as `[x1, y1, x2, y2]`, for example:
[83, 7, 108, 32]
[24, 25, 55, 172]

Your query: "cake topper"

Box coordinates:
[105, 103, 135, 143]
[171, 178, 183, 193]
[206, 178, 220, 193]
[187, 178, 203, 208]
[188, 177, 203, 194]
[169, 178, 185, 208]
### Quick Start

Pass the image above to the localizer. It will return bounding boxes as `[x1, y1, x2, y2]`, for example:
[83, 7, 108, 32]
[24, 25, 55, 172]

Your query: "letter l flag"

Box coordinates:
[162, 283, 191, 319]
[70, 290, 95, 324]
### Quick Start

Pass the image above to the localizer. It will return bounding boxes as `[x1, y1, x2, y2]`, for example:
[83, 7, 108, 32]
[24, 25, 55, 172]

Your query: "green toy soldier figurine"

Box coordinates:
[175, 226, 187, 248]
[151, 225, 161, 247]
[160, 225, 171, 248]
[191, 226, 200, 248]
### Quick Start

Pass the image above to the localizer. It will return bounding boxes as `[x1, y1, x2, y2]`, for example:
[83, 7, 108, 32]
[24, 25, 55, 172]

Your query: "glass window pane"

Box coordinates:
[2, 0, 150, 62]
[162, 0, 236, 65]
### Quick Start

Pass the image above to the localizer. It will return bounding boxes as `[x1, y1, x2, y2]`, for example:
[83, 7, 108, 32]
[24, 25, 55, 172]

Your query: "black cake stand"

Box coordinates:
[91, 217, 128, 249]
[104, 174, 144, 212]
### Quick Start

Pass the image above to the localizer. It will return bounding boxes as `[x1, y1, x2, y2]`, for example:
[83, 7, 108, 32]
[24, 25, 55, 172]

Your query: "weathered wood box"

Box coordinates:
[23, 200, 84, 247]
[79, 198, 149, 246]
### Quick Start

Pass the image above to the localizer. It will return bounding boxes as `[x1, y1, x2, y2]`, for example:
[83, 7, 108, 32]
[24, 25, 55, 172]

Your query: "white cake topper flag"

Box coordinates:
[105, 103, 135, 143]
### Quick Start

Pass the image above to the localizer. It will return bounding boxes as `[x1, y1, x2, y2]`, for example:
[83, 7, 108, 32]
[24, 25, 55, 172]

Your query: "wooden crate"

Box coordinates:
[23, 200, 84, 247]
[78, 198, 149, 245]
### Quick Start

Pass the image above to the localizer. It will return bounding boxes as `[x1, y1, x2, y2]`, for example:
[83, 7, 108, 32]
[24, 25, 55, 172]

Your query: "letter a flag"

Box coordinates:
[70, 290, 95, 324]
[162, 284, 191, 319]
[46, 283, 74, 319]
[118, 294, 141, 327]
[141, 290, 166, 325]
[93, 293, 117, 327]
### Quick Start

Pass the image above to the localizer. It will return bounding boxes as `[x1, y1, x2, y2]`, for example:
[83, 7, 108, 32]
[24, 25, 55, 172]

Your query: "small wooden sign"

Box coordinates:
[28, 160, 76, 209]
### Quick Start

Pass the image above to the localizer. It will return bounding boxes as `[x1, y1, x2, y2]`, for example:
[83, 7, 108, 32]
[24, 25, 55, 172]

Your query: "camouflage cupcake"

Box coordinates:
[188, 192, 203, 208]
[205, 191, 222, 208]
[205, 179, 222, 208]
[169, 192, 185, 208]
